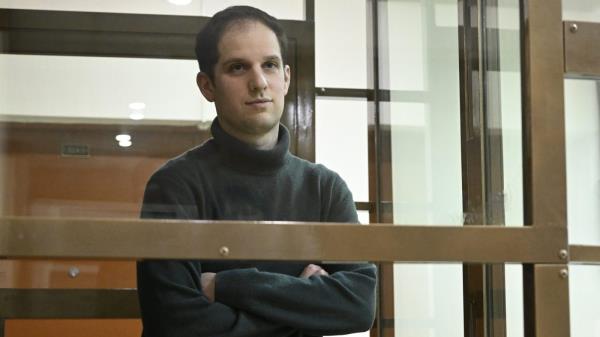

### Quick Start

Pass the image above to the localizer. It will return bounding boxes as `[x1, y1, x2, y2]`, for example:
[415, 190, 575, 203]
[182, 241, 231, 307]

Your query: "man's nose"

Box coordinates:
[248, 67, 268, 92]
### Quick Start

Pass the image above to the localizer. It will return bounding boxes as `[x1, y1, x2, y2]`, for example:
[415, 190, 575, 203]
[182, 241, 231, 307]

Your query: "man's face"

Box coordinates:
[198, 21, 290, 140]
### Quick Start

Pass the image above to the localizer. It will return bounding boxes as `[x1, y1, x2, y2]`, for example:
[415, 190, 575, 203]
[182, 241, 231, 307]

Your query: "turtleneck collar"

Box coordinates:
[210, 118, 290, 174]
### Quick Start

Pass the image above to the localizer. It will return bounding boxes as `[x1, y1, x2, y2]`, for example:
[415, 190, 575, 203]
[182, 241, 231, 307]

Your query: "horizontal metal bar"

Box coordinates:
[315, 87, 372, 99]
[569, 245, 600, 264]
[0, 217, 566, 263]
[564, 21, 600, 77]
[0, 289, 139, 318]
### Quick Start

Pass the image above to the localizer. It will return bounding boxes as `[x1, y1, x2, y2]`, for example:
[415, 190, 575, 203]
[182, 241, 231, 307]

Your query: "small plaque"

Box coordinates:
[61, 144, 90, 157]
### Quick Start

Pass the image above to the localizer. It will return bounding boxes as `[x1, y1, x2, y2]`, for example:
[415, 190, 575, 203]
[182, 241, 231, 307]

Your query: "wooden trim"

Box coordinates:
[304, 0, 314, 22]
[0, 9, 310, 59]
[564, 21, 600, 77]
[316, 88, 372, 99]
[355, 202, 374, 212]
[0, 217, 567, 263]
[0, 289, 139, 318]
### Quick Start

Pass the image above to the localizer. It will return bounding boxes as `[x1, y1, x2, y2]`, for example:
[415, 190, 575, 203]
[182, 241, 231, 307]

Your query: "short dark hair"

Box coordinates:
[195, 6, 288, 81]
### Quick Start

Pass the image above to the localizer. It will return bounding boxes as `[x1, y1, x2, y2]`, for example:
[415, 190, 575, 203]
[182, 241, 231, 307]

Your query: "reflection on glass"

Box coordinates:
[0, 0, 305, 20]
[497, 0, 524, 228]
[505, 264, 524, 337]
[498, 2, 525, 331]
[381, 1, 463, 336]
[565, 79, 600, 245]
[201, 0, 304, 20]
[563, 0, 600, 23]
[315, 0, 367, 89]
[316, 97, 369, 203]
[0, 54, 213, 123]
[570, 265, 600, 337]
[394, 264, 463, 337]
[0, 54, 213, 218]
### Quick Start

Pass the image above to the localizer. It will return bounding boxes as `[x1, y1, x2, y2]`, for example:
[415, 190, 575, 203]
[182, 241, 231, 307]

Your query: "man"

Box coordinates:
[137, 6, 376, 337]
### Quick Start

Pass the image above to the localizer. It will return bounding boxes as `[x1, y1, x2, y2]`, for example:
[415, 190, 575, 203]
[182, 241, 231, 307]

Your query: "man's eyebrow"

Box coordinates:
[221, 58, 247, 66]
[264, 55, 282, 62]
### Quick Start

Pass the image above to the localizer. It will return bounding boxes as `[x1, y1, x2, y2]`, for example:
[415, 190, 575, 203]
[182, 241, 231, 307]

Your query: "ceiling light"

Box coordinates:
[128, 102, 146, 110]
[129, 111, 145, 120]
[167, 0, 192, 5]
[118, 140, 132, 148]
[115, 134, 131, 142]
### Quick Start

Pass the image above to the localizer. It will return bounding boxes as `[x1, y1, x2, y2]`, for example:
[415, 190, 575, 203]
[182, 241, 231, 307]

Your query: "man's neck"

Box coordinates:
[218, 120, 279, 150]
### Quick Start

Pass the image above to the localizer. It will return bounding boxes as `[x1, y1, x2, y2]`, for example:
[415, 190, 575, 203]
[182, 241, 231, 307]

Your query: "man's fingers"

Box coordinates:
[299, 264, 329, 278]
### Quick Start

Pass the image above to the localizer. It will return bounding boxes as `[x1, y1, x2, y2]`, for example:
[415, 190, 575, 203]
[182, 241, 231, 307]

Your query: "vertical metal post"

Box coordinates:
[520, 0, 569, 336]
[531, 265, 571, 337]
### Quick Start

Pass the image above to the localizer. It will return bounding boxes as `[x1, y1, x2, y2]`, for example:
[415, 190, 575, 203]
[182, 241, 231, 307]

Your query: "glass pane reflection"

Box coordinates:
[381, 1, 463, 337]
[565, 79, 600, 245]
[0, 0, 305, 20]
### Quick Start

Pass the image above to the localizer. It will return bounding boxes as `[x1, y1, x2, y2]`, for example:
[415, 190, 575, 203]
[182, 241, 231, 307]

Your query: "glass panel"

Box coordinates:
[565, 79, 600, 245]
[563, 0, 600, 23]
[505, 264, 524, 337]
[570, 265, 600, 337]
[394, 263, 463, 337]
[0, 54, 214, 218]
[0, 0, 305, 20]
[315, 97, 369, 202]
[201, 0, 304, 20]
[381, 0, 462, 224]
[357, 210, 370, 224]
[315, 0, 367, 88]
[0, 54, 214, 123]
[497, 0, 524, 227]
[381, 1, 463, 336]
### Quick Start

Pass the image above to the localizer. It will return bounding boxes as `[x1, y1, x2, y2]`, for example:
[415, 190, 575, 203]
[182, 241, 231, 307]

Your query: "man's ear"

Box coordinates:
[196, 72, 215, 102]
[283, 65, 291, 96]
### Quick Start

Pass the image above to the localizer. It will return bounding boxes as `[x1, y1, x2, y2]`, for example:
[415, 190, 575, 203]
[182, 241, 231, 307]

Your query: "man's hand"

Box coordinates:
[299, 264, 329, 278]
[200, 272, 216, 303]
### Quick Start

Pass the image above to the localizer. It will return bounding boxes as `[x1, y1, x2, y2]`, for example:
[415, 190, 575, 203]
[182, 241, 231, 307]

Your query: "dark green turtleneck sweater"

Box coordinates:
[137, 119, 377, 337]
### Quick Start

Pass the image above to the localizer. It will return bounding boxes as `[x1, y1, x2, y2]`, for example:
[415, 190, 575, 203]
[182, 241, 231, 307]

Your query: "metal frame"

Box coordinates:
[0, 217, 566, 263]
[520, 1, 570, 337]
[569, 245, 600, 264]
[564, 21, 600, 77]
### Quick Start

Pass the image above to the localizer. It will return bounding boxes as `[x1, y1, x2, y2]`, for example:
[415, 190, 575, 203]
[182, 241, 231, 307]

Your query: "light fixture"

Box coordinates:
[115, 134, 131, 142]
[167, 0, 192, 5]
[118, 140, 132, 148]
[128, 102, 146, 110]
[128, 102, 146, 121]
[129, 111, 145, 120]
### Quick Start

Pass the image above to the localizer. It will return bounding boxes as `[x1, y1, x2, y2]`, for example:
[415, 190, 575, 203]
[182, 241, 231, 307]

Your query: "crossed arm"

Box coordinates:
[138, 173, 376, 337]
[200, 263, 329, 302]
[138, 259, 376, 337]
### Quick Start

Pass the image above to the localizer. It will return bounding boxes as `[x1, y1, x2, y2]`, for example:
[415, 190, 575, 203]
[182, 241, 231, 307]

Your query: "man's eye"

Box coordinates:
[264, 62, 279, 70]
[229, 64, 245, 72]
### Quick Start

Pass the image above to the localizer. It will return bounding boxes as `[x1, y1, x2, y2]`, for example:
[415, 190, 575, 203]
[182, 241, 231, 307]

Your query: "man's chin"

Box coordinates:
[241, 115, 281, 134]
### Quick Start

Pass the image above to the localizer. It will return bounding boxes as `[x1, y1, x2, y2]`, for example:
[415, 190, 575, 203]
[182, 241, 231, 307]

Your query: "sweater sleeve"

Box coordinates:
[214, 171, 377, 336]
[136, 173, 297, 337]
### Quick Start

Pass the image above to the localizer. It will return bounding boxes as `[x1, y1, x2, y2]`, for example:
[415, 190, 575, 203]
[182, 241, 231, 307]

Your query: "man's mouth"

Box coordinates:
[246, 99, 273, 105]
